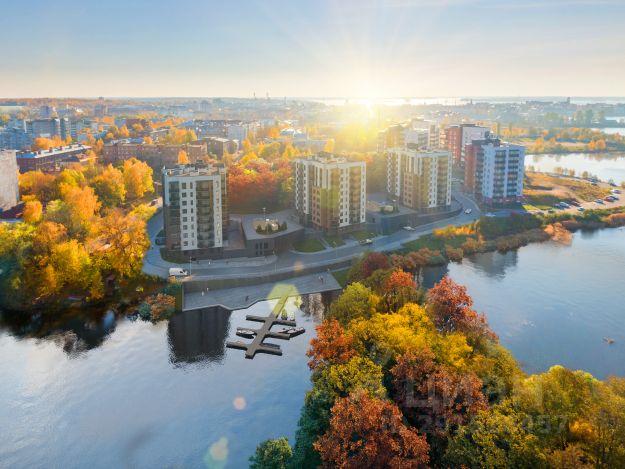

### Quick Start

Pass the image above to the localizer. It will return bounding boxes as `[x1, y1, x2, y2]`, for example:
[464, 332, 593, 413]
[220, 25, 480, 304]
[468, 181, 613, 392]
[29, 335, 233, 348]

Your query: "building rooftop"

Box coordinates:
[16, 144, 91, 159]
[297, 152, 363, 166]
[162, 163, 226, 178]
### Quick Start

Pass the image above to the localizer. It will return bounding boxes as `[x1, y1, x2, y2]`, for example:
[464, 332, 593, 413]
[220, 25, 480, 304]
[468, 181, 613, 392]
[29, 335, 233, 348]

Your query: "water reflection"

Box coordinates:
[0, 307, 120, 356]
[168, 307, 231, 366]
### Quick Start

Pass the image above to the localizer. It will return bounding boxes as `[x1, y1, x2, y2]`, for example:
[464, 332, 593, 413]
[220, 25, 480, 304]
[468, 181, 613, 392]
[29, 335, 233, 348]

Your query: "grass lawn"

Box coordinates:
[293, 238, 326, 253]
[323, 235, 345, 248]
[401, 233, 471, 253]
[332, 268, 350, 288]
[351, 230, 377, 241]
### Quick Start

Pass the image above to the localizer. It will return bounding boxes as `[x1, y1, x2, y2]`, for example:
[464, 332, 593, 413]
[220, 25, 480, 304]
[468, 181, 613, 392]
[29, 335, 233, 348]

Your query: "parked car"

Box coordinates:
[168, 267, 189, 277]
[359, 239, 373, 245]
[569, 200, 581, 207]
[595, 199, 605, 204]
[577, 207, 586, 212]
[402, 226, 415, 231]
[464, 208, 472, 214]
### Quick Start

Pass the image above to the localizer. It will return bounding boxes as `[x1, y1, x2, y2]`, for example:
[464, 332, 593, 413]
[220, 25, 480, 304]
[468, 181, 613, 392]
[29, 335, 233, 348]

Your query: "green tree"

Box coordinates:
[328, 282, 379, 326]
[444, 404, 548, 468]
[250, 438, 292, 469]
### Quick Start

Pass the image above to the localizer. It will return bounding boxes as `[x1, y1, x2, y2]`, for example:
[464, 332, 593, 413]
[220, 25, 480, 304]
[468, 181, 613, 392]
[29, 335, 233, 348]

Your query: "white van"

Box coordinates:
[168, 267, 189, 277]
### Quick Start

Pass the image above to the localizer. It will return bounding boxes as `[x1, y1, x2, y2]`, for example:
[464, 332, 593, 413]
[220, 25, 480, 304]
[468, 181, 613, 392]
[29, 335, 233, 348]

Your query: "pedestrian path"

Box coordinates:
[183, 272, 340, 311]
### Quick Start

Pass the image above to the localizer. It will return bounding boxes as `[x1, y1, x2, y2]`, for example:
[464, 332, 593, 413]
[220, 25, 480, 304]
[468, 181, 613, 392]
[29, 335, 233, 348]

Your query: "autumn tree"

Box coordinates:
[122, 158, 154, 199]
[307, 319, 356, 370]
[177, 150, 189, 164]
[60, 185, 101, 235]
[427, 276, 496, 340]
[390, 348, 487, 436]
[382, 269, 421, 312]
[23, 200, 43, 223]
[349, 251, 390, 282]
[444, 405, 548, 468]
[94, 209, 150, 278]
[92, 164, 126, 207]
[19, 171, 57, 203]
[328, 282, 379, 326]
[315, 390, 430, 469]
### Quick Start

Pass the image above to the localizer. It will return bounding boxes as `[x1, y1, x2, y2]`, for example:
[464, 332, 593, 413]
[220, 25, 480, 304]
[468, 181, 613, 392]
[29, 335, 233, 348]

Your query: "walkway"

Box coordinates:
[183, 271, 340, 311]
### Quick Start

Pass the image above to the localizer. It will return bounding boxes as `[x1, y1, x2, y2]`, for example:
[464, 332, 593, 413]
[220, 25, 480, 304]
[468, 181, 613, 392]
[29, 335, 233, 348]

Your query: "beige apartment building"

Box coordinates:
[386, 148, 452, 213]
[294, 153, 366, 234]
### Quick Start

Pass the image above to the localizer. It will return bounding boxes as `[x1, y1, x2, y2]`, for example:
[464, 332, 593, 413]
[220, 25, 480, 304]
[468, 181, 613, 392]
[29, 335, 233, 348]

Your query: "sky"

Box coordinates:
[1, 0, 624, 98]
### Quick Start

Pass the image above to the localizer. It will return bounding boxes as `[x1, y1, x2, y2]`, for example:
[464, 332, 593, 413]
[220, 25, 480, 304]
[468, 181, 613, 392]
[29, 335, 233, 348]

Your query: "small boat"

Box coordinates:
[280, 326, 306, 337]
[603, 337, 615, 345]
[236, 328, 256, 339]
[261, 342, 281, 349]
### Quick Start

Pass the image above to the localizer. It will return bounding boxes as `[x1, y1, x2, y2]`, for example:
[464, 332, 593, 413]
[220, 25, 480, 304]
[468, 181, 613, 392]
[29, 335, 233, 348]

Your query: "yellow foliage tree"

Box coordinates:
[177, 150, 190, 164]
[23, 200, 43, 224]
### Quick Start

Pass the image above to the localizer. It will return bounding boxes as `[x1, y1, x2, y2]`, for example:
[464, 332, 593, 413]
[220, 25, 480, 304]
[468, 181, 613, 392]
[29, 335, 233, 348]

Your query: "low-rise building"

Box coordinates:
[294, 153, 366, 234]
[198, 137, 239, 159]
[386, 148, 452, 213]
[15, 144, 92, 172]
[0, 150, 19, 211]
[162, 163, 228, 255]
[103, 142, 207, 168]
[464, 137, 525, 205]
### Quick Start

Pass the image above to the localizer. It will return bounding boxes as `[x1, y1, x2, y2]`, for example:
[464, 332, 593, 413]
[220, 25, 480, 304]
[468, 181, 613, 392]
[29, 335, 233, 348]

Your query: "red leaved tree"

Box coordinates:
[315, 390, 430, 469]
[427, 276, 497, 340]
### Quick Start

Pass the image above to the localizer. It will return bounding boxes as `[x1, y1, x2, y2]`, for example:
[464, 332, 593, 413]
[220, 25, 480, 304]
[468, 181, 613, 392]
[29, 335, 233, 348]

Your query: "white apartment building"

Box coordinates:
[162, 164, 228, 253]
[0, 150, 19, 211]
[294, 153, 366, 234]
[386, 148, 452, 212]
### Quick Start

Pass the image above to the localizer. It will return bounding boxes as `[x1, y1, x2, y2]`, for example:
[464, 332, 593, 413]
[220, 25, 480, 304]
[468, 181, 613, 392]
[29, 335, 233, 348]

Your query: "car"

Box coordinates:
[613, 189, 622, 194]
[402, 226, 415, 231]
[569, 200, 581, 207]
[359, 239, 373, 245]
[604, 197, 614, 202]
[168, 267, 189, 277]
[595, 199, 605, 204]
[548, 209, 556, 214]
[464, 209, 472, 214]
[577, 207, 586, 212]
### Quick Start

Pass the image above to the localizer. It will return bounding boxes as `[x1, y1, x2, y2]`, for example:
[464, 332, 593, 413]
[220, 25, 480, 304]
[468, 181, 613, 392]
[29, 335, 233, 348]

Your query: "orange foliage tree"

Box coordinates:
[315, 390, 430, 468]
[307, 319, 356, 371]
[390, 348, 487, 436]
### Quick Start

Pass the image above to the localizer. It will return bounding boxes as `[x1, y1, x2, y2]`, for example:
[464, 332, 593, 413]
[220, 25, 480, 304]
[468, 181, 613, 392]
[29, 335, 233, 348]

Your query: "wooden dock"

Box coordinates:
[225, 295, 297, 359]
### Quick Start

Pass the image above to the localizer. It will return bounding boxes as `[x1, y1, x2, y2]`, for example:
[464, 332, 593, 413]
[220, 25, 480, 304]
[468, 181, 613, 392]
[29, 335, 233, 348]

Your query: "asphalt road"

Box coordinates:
[142, 191, 481, 281]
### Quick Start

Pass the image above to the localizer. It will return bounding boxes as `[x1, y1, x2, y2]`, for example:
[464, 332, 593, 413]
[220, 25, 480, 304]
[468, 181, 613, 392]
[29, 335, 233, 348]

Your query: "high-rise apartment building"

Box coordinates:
[386, 148, 452, 213]
[464, 137, 525, 205]
[162, 163, 228, 254]
[0, 150, 19, 211]
[378, 121, 441, 154]
[444, 124, 490, 167]
[294, 153, 366, 234]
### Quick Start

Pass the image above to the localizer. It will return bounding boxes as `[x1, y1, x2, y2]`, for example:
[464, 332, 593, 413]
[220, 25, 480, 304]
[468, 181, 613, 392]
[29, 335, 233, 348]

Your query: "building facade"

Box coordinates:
[15, 144, 92, 172]
[378, 121, 441, 154]
[162, 164, 228, 255]
[464, 138, 525, 205]
[294, 153, 366, 234]
[444, 124, 490, 167]
[103, 142, 207, 168]
[0, 150, 19, 211]
[386, 148, 452, 213]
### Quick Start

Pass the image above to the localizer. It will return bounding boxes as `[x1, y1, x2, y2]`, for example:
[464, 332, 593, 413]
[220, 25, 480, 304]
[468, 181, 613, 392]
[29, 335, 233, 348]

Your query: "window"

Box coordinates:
[182, 182, 187, 189]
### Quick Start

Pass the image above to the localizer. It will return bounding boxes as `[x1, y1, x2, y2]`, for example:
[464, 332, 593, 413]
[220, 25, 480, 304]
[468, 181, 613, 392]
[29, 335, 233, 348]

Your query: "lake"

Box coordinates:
[423, 227, 625, 379]
[0, 292, 336, 468]
[2, 228, 625, 467]
[527, 152, 625, 185]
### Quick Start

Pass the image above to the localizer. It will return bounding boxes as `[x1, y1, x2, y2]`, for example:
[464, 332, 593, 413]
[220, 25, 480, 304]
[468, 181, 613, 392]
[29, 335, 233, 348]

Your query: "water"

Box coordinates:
[423, 227, 625, 379]
[0, 292, 335, 468]
[527, 152, 625, 185]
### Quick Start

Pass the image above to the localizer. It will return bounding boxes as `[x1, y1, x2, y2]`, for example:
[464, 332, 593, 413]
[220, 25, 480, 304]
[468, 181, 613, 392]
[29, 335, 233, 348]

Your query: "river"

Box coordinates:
[423, 227, 625, 379]
[526, 152, 625, 185]
[2, 229, 625, 467]
[0, 292, 336, 468]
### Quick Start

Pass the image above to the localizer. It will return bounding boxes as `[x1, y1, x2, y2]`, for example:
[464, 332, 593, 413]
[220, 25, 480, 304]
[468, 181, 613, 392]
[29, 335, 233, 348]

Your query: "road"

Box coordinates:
[142, 191, 481, 281]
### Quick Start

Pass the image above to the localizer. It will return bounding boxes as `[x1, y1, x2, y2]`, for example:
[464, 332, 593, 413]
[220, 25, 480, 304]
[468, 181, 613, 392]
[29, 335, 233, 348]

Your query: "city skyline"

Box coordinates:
[2, 0, 624, 98]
